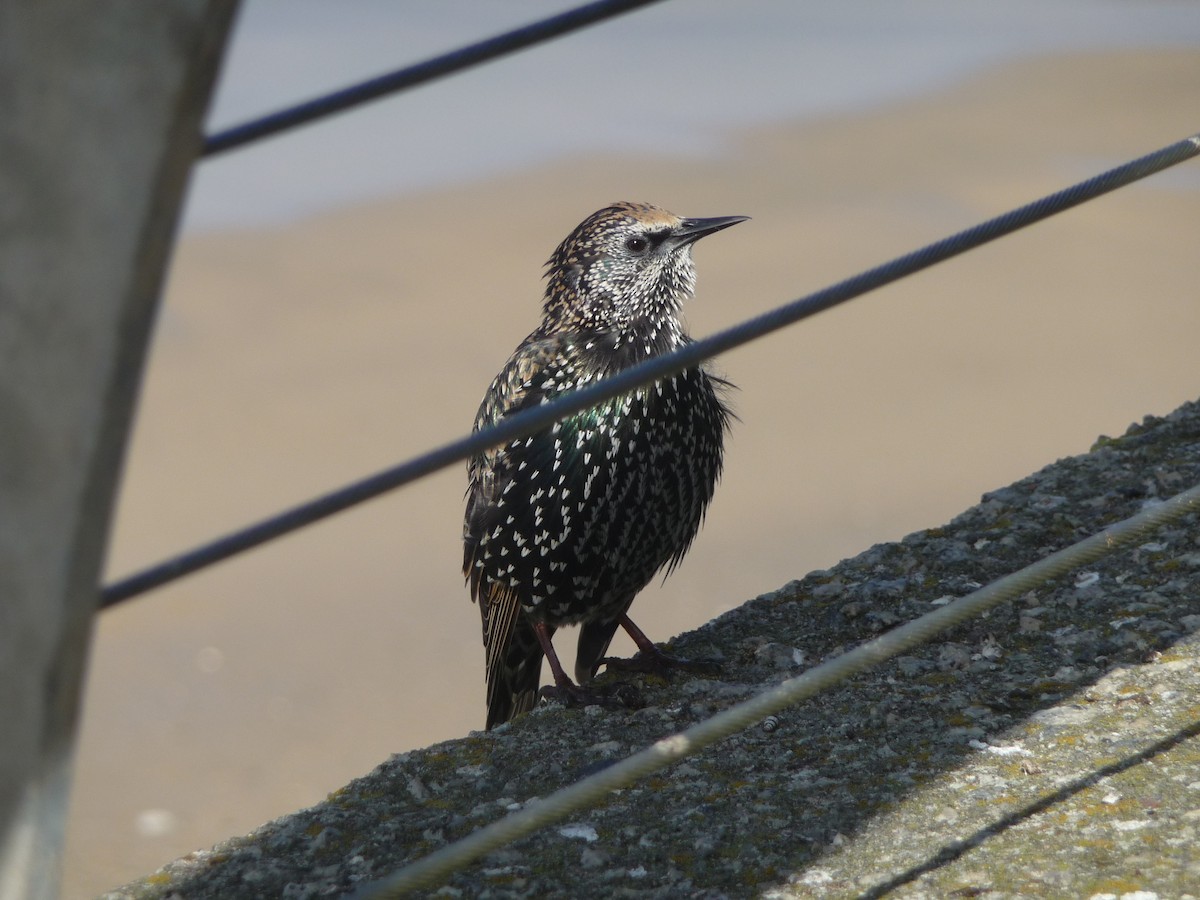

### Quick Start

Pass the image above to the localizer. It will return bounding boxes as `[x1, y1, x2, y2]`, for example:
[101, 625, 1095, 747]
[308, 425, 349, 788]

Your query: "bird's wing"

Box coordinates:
[462, 333, 565, 626]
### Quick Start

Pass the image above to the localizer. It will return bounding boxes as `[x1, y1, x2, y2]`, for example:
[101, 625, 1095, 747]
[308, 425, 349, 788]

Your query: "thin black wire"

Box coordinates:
[203, 0, 669, 157]
[99, 132, 1200, 610]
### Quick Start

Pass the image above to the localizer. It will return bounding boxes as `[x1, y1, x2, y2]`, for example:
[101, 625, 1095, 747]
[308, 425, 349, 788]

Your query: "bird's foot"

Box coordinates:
[539, 680, 644, 712]
[601, 645, 722, 678]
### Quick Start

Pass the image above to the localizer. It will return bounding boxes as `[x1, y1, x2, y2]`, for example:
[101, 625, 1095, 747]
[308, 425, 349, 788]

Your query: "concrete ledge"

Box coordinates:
[107, 397, 1200, 898]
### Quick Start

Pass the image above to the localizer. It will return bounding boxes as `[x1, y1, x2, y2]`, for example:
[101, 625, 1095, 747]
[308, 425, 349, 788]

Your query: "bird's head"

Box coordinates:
[542, 202, 747, 350]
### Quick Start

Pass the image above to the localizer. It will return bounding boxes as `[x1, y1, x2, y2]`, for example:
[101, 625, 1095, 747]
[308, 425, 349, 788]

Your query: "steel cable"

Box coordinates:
[203, 0, 670, 157]
[100, 133, 1200, 608]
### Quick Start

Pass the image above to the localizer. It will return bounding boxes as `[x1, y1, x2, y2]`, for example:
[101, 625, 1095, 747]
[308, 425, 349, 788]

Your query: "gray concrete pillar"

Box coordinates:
[0, 3, 238, 897]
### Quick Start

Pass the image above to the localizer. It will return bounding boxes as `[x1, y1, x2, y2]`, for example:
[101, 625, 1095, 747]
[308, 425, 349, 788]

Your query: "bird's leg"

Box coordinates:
[601, 614, 722, 676]
[533, 621, 576, 693]
[535, 621, 644, 711]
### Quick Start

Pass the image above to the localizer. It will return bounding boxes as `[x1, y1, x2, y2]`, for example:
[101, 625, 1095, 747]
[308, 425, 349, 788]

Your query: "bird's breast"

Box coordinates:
[473, 365, 727, 625]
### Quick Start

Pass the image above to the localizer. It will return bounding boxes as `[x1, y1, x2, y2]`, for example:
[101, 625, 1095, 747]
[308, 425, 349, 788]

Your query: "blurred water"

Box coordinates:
[185, 0, 1200, 231]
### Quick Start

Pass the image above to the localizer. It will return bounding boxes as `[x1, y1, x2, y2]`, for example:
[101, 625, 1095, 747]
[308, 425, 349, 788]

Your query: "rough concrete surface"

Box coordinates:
[106, 397, 1200, 898]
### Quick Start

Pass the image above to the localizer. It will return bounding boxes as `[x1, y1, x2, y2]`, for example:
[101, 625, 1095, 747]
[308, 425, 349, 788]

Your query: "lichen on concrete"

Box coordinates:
[106, 398, 1200, 899]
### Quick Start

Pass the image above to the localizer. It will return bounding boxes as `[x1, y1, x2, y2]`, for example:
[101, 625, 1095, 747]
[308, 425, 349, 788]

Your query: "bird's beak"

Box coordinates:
[673, 215, 750, 246]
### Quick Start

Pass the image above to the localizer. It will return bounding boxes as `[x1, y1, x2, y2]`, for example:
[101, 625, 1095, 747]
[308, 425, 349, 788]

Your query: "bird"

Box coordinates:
[463, 201, 747, 729]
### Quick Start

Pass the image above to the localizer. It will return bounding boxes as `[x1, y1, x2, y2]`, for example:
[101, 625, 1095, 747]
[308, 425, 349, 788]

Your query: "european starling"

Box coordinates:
[463, 201, 746, 729]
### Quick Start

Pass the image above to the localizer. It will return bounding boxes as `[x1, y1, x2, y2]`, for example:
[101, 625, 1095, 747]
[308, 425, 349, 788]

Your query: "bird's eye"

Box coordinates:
[624, 236, 649, 254]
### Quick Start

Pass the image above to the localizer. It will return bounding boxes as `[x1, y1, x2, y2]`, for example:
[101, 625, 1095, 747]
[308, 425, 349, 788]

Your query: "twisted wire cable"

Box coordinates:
[100, 133, 1200, 609]
[100, 133, 1200, 608]
[203, 0, 669, 156]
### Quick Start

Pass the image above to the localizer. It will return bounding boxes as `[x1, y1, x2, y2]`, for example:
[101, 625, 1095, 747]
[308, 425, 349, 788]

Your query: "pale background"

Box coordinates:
[63, 2, 1200, 895]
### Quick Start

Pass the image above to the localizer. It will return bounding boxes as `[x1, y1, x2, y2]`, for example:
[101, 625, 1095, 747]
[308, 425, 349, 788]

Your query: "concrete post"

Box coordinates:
[0, 3, 238, 897]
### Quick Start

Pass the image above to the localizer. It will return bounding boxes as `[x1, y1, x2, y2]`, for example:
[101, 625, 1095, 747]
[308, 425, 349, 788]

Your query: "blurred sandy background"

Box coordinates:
[61, 15, 1198, 897]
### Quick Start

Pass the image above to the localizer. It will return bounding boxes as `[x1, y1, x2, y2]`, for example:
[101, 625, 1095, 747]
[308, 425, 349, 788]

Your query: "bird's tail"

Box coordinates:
[486, 617, 548, 730]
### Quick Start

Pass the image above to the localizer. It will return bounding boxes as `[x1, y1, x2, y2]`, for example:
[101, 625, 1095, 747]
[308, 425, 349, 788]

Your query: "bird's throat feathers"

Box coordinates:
[540, 271, 690, 369]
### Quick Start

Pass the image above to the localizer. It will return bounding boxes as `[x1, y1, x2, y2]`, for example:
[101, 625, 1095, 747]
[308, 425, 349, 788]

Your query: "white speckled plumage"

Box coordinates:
[463, 202, 746, 729]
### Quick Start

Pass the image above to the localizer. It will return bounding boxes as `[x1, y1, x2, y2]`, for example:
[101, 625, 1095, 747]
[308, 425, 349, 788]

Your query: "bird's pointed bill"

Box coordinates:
[673, 215, 750, 246]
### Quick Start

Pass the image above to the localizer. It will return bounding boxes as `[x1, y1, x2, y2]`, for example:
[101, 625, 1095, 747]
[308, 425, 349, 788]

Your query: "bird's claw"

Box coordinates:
[601, 648, 722, 677]
[539, 680, 644, 712]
